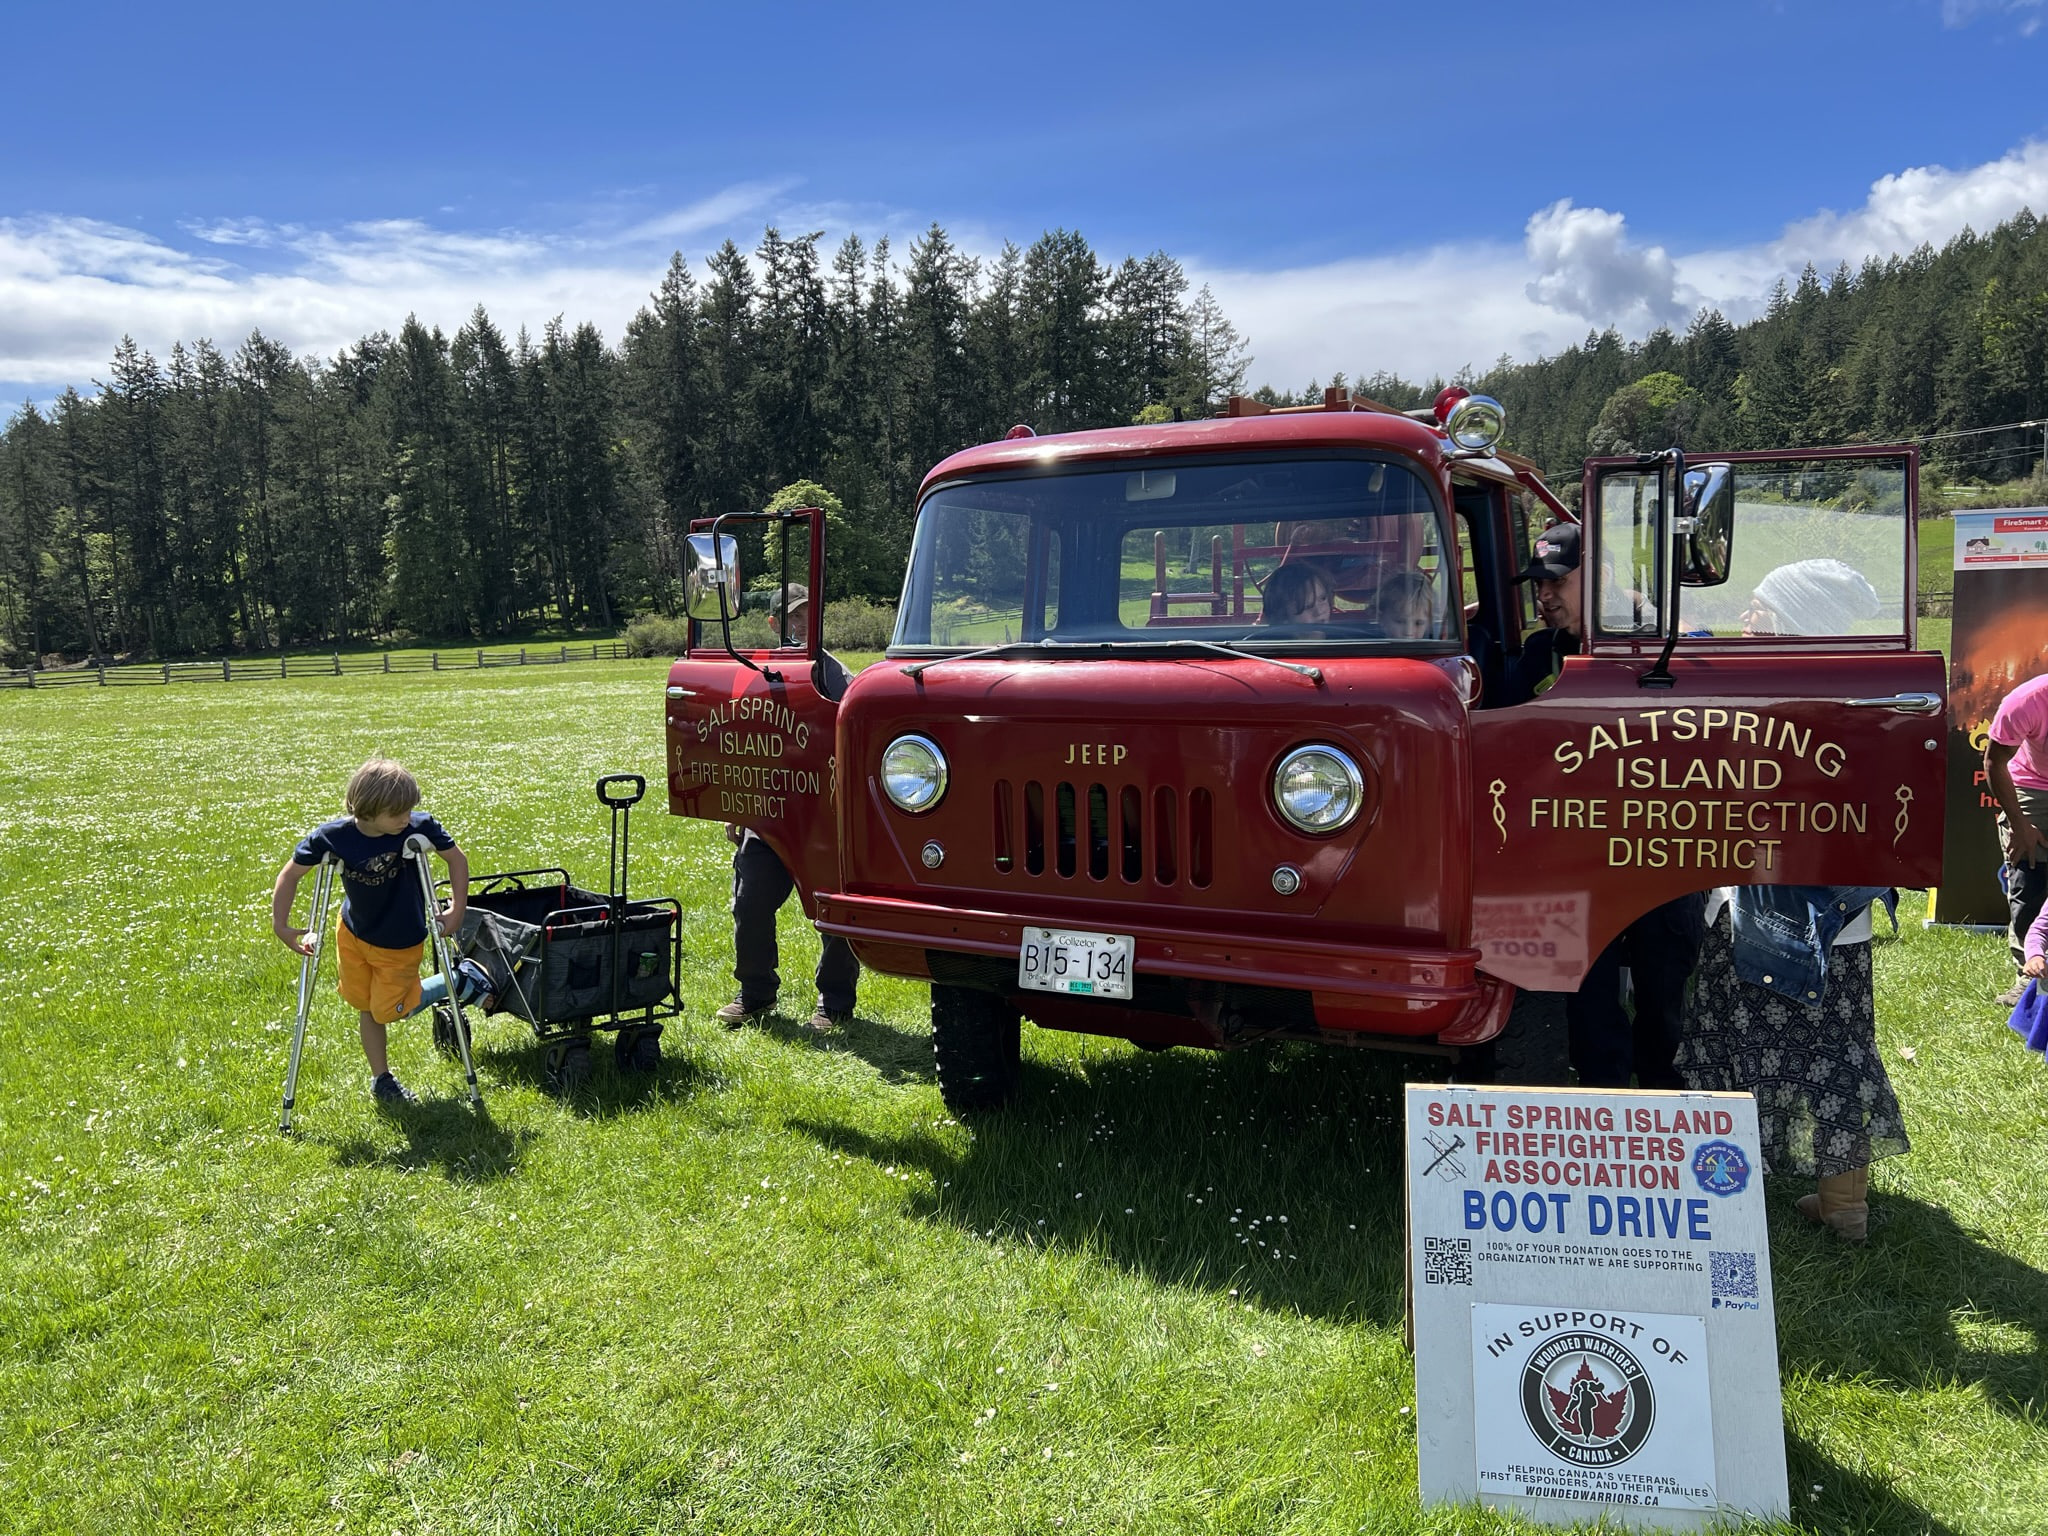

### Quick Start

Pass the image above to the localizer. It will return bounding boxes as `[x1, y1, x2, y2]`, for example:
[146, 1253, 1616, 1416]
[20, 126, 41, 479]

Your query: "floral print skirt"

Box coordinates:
[1674, 914, 1910, 1178]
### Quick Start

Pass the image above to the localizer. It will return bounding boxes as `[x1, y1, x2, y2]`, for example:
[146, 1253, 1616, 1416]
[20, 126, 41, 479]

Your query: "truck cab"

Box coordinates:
[665, 390, 1945, 1112]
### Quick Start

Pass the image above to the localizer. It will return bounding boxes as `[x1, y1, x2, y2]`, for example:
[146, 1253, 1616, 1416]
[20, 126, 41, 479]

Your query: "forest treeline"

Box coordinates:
[0, 226, 1248, 663]
[4, 210, 2046, 664]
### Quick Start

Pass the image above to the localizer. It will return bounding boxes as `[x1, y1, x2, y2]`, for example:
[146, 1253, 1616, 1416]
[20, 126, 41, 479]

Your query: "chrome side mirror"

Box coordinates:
[1679, 463, 1734, 587]
[684, 533, 741, 620]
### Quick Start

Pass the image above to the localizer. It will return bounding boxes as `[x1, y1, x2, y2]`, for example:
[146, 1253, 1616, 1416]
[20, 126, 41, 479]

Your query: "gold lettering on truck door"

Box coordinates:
[1503, 708, 1876, 863]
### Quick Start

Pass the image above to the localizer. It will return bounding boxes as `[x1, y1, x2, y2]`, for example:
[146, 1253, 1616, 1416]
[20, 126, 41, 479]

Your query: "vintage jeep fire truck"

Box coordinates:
[665, 389, 1946, 1112]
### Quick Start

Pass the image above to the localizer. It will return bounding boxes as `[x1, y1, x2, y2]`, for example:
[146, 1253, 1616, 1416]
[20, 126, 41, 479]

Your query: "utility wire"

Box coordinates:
[1907, 417, 2047, 445]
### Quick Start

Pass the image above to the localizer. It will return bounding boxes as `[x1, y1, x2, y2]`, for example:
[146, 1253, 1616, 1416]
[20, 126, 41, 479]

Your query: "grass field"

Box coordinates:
[2, 667, 2045, 1534]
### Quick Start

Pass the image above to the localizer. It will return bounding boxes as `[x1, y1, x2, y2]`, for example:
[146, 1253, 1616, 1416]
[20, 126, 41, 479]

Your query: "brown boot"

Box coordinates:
[1795, 1167, 1869, 1242]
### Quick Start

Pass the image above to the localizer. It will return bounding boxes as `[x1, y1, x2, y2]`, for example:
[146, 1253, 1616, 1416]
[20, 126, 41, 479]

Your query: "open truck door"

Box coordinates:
[1471, 445, 1946, 991]
[664, 508, 843, 913]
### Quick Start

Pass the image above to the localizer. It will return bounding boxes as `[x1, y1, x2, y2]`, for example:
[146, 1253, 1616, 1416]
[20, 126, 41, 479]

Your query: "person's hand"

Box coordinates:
[275, 924, 314, 956]
[2014, 818, 2048, 866]
[437, 905, 464, 938]
[725, 822, 744, 846]
[2027, 956, 2045, 979]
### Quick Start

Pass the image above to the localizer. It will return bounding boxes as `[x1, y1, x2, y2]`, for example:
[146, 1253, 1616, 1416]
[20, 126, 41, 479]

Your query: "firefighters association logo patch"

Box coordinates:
[1519, 1331, 1656, 1468]
[1691, 1139, 1751, 1197]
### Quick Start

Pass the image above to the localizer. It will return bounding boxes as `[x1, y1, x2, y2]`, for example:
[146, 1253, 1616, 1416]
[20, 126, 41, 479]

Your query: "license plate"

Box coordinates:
[1018, 928, 1134, 1000]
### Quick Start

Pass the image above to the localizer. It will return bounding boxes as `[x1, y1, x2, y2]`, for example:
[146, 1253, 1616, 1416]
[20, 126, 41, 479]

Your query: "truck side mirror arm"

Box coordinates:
[1638, 449, 1686, 691]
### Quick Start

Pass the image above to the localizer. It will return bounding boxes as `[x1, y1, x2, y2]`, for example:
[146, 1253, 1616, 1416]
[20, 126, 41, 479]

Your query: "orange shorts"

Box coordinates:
[336, 924, 425, 1024]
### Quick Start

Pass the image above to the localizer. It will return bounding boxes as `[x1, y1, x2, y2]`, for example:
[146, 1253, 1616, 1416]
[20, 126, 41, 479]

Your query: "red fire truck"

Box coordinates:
[665, 390, 1946, 1112]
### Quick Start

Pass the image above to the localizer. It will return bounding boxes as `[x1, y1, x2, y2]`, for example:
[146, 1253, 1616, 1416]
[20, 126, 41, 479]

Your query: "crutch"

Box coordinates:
[280, 856, 336, 1133]
[407, 833, 483, 1108]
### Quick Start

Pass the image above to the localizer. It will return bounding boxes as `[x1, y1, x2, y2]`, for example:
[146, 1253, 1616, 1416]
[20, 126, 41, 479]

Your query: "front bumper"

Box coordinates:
[814, 890, 1492, 1041]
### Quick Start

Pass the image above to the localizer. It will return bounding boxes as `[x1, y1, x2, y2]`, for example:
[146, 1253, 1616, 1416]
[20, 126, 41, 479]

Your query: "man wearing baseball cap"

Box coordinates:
[1505, 520, 1702, 1088]
[1504, 522, 1583, 705]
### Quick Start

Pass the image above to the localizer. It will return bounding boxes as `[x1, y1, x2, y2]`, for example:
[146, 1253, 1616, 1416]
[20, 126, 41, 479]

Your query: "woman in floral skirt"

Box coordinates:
[1674, 559, 1912, 1242]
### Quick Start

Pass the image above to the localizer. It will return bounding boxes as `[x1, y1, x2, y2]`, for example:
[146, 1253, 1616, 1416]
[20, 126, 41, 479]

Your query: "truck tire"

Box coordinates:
[1489, 991, 1572, 1087]
[931, 985, 1021, 1113]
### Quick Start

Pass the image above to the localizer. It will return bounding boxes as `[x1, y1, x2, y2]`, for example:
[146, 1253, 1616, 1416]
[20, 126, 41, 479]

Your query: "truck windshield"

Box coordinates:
[892, 457, 1456, 650]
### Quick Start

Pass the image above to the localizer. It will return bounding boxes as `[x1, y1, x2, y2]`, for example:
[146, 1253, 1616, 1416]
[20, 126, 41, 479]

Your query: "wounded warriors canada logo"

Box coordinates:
[1520, 1332, 1657, 1468]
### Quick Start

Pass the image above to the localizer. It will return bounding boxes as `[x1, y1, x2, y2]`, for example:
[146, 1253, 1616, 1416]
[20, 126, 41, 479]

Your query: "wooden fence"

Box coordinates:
[0, 642, 637, 690]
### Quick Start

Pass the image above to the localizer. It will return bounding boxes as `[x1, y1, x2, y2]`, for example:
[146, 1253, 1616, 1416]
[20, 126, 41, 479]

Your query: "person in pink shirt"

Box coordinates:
[1984, 673, 2048, 1003]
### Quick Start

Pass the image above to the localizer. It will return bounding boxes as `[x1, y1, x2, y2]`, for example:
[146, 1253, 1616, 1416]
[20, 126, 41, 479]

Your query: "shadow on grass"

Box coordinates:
[791, 1040, 1433, 1323]
[468, 1026, 707, 1119]
[753, 1010, 936, 1086]
[329, 1099, 535, 1182]
[1785, 1429, 1965, 1535]
[1774, 1189, 2048, 1420]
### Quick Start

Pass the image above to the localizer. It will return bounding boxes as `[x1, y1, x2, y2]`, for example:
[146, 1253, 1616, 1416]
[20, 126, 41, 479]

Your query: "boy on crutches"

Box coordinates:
[271, 756, 492, 1106]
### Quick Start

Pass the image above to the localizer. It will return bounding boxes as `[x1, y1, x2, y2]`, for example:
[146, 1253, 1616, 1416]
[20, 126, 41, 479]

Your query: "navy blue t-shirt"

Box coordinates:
[294, 812, 456, 949]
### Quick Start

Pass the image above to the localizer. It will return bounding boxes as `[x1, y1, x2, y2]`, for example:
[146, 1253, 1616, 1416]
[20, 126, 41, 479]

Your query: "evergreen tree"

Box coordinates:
[900, 224, 977, 481]
[965, 241, 1029, 441]
[0, 403, 58, 661]
[1184, 283, 1251, 412]
[1021, 229, 1111, 432]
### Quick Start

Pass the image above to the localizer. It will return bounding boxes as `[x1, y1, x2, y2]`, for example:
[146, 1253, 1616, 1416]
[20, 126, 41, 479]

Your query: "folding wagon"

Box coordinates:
[439, 773, 684, 1094]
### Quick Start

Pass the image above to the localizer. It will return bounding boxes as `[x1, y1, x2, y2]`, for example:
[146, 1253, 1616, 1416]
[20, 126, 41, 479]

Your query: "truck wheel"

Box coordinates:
[931, 985, 1021, 1113]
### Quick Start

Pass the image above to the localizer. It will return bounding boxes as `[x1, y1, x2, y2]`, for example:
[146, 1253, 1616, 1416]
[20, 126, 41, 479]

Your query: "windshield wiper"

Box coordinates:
[901, 639, 1071, 679]
[900, 636, 1321, 685]
[1157, 639, 1323, 685]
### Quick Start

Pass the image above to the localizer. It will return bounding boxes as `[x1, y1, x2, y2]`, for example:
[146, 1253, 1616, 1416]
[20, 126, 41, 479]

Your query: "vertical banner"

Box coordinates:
[1407, 1085, 1787, 1529]
[1936, 509, 2048, 925]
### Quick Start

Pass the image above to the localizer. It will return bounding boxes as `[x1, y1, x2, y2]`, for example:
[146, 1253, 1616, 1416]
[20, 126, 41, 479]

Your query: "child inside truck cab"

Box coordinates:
[1375, 571, 1435, 639]
[1258, 562, 1335, 626]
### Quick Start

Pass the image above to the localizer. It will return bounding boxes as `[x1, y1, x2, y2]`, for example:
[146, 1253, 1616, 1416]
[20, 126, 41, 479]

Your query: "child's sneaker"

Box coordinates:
[371, 1072, 417, 1106]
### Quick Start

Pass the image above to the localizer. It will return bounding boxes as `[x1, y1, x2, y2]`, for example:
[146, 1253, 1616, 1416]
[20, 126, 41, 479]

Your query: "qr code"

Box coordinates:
[1710, 1249, 1759, 1301]
[1424, 1236, 1473, 1286]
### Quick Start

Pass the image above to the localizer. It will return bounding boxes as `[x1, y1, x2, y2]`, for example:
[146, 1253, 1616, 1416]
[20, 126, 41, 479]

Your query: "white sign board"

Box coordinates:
[1407, 1085, 1787, 1528]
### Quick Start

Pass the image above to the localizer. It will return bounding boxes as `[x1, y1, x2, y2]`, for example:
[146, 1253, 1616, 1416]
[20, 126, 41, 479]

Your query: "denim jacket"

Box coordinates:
[1727, 885, 1898, 1007]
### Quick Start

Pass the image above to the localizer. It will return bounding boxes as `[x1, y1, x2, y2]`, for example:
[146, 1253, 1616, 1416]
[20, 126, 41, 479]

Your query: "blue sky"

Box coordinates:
[3, 0, 2045, 403]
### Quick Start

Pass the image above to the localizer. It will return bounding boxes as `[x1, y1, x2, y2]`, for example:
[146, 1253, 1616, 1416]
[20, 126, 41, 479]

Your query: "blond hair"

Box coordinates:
[1376, 570, 1434, 621]
[344, 757, 420, 821]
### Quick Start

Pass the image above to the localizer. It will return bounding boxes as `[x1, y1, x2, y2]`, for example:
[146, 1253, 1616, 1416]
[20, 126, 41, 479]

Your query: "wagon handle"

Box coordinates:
[596, 773, 645, 808]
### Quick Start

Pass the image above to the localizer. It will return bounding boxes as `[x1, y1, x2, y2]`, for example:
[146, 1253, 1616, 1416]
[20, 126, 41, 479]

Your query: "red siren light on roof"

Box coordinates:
[1005, 423, 1036, 440]
[1432, 386, 1470, 425]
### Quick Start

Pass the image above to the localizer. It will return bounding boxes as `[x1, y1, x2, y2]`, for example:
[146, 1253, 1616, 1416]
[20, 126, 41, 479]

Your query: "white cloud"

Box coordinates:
[1188, 244, 1583, 392]
[0, 205, 749, 394]
[615, 180, 794, 246]
[1941, 0, 2043, 32]
[1773, 137, 2048, 263]
[1198, 137, 2048, 387]
[5, 138, 2048, 400]
[1522, 200, 1693, 333]
[0, 183, 973, 397]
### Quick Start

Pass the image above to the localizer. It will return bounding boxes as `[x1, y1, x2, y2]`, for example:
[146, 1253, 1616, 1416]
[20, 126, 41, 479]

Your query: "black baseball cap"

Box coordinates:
[1514, 522, 1582, 583]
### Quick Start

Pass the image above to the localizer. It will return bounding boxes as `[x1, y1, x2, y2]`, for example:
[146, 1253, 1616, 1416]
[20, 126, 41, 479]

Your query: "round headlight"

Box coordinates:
[881, 734, 948, 813]
[1272, 745, 1364, 834]
[1445, 394, 1507, 453]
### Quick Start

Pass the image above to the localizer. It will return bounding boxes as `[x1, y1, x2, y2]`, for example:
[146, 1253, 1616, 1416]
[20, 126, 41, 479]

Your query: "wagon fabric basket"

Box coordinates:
[453, 869, 679, 1036]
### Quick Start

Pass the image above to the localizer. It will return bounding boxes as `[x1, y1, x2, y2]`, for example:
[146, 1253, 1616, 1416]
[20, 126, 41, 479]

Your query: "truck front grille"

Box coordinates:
[995, 779, 1212, 889]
